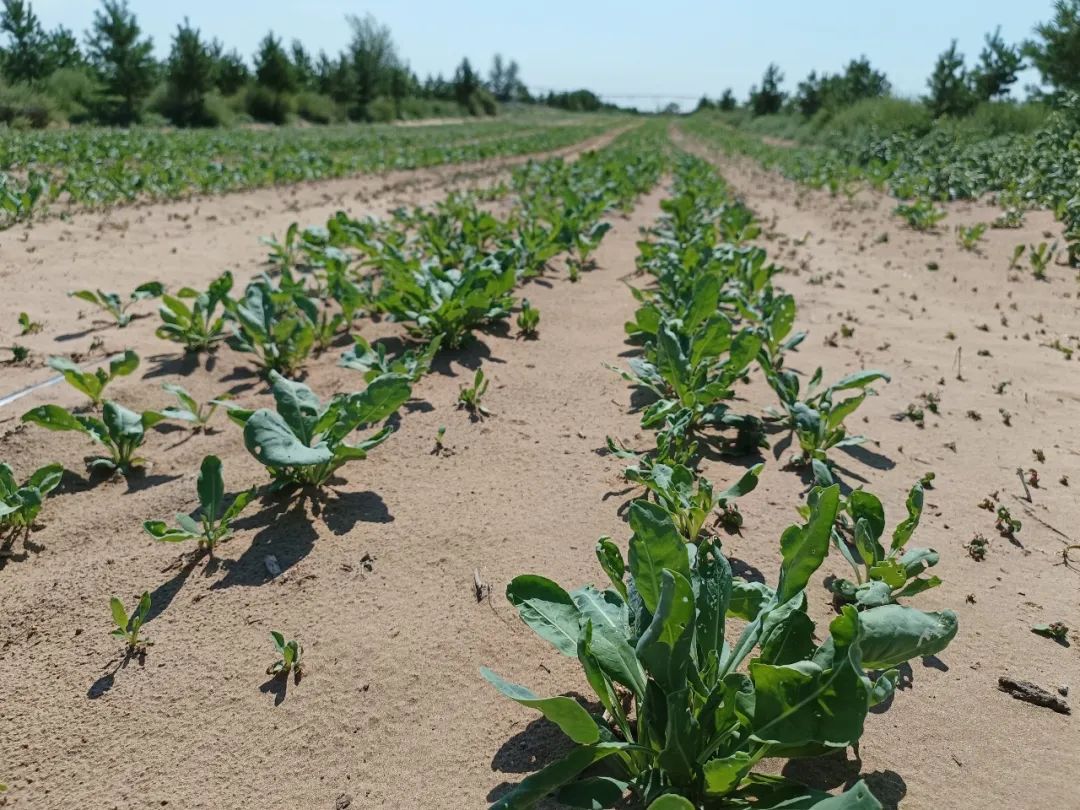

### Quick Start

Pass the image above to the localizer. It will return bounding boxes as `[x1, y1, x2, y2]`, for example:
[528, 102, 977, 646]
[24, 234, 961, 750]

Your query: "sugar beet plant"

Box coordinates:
[0, 462, 63, 545]
[22, 401, 164, 475]
[143, 455, 254, 555]
[484, 491, 957, 809]
[69, 282, 164, 328]
[47, 350, 139, 407]
[156, 272, 234, 353]
[224, 371, 411, 490]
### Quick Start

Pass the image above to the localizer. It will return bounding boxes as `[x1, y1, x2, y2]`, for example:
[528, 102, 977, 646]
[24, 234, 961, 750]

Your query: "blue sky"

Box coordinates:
[34, 0, 1054, 110]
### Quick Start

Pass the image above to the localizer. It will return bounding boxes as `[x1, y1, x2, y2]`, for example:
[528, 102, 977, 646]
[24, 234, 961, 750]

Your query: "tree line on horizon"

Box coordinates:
[698, 2, 1080, 124]
[0, 0, 616, 129]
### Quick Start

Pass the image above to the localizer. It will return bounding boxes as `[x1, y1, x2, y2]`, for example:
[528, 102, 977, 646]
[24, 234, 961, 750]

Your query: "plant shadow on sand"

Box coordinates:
[87, 647, 147, 700]
[210, 486, 392, 589]
[782, 754, 908, 810]
[487, 693, 603, 803]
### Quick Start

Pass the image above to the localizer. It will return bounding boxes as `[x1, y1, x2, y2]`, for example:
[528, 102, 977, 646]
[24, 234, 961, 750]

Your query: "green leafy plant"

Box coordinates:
[517, 298, 540, 338]
[225, 371, 411, 489]
[1031, 622, 1069, 642]
[2, 344, 29, 362]
[378, 255, 516, 350]
[142, 455, 254, 555]
[954, 223, 987, 251]
[22, 401, 164, 475]
[339, 335, 442, 383]
[1008, 244, 1025, 270]
[894, 198, 945, 231]
[69, 282, 164, 327]
[47, 350, 139, 407]
[18, 311, 42, 335]
[110, 591, 152, 651]
[156, 271, 233, 352]
[819, 478, 941, 609]
[0, 462, 64, 543]
[267, 631, 303, 680]
[1028, 241, 1056, 280]
[765, 366, 890, 466]
[623, 460, 763, 542]
[995, 505, 1021, 538]
[160, 383, 227, 430]
[457, 368, 491, 419]
[483, 490, 957, 809]
[225, 276, 316, 375]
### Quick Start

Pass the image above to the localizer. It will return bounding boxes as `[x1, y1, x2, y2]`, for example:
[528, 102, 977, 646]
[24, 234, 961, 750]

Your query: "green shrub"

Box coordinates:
[42, 68, 101, 124]
[818, 97, 931, 140]
[399, 97, 458, 119]
[0, 82, 56, 128]
[245, 84, 293, 124]
[467, 87, 498, 116]
[295, 90, 340, 124]
[365, 95, 397, 122]
[958, 101, 1048, 137]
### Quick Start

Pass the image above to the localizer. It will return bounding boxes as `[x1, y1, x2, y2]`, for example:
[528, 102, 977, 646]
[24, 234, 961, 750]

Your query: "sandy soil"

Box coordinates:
[0, 124, 1077, 810]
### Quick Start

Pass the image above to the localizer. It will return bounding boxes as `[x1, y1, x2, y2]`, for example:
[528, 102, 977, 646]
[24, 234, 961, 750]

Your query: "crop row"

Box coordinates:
[1, 123, 667, 689]
[0, 115, 619, 227]
[679, 113, 1080, 262]
[483, 154, 957, 808]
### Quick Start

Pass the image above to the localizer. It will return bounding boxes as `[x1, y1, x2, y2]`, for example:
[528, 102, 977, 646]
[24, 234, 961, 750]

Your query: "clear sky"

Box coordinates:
[33, 0, 1054, 110]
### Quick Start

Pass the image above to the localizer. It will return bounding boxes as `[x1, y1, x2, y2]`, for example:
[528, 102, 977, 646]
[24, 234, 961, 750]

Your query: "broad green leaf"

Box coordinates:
[636, 570, 695, 692]
[851, 606, 958, 669]
[506, 575, 581, 656]
[489, 743, 628, 810]
[695, 544, 733, 666]
[21, 404, 86, 433]
[197, 455, 225, 519]
[109, 597, 127, 630]
[891, 483, 924, 550]
[628, 500, 691, 615]
[717, 462, 764, 503]
[267, 371, 323, 444]
[595, 536, 627, 601]
[242, 410, 333, 468]
[556, 777, 628, 809]
[480, 667, 600, 744]
[704, 752, 753, 795]
[143, 520, 195, 542]
[729, 578, 774, 622]
[571, 586, 645, 696]
[778, 485, 839, 603]
[647, 795, 695, 810]
[346, 373, 413, 425]
[108, 350, 139, 378]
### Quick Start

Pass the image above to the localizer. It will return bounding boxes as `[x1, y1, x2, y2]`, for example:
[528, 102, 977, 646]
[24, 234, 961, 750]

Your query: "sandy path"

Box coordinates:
[675, 127, 1079, 808]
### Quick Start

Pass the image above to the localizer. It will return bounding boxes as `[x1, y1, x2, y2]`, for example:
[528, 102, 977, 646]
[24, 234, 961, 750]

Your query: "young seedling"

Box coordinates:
[995, 505, 1021, 538]
[110, 591, 151, 652]
[516, 298, 540, 338]
[339, 334, 442, 383]
[22, 401, 164, 476]
[142, 455, 254, 556]
[69, 282, 164, 328]
[1032, 622, 1069, 643]
[1028, 242, 1056, 280]
[47, 350, 139, 407]
[1008, 244, 1025, 271]
[18, 312, 42, 335]
[431, 426, 450, 456]
[457, 368, 492, 419]
[0, 462, 64, 550]
[161, 383, 228, 431]
[155, 272, 233, 353]
[955, 223, 987, 251]
[967, 533, 989, 561]
[2, 344, 29, 363]
[894, 198, 946, 231]
[266, 631, 303, 681]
